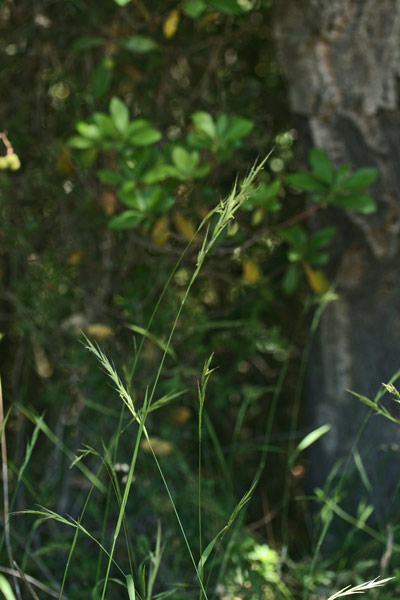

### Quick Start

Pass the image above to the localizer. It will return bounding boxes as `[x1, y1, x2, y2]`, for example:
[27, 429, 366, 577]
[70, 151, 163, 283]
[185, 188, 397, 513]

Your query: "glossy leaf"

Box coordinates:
[286, 173, 328, 193]
[68, 136, 94, 149]
[309, 148, 335, 184]
[340, 167, 379, 190]
[332, 193, 377, 213]
[222, 116, 254, 142]
[283, 263, 300, 295]
[120, 35, 159, 53]
[108, 210, 142, 229]
[97, 169, 125, 185]
[110, 97, 129, 134]
[183, 0, 206, 17]
[192, 111, 216, 139]
[76, 122, 101, 140]
[71, 36, 105, 51]
[205, 0, 245, 14]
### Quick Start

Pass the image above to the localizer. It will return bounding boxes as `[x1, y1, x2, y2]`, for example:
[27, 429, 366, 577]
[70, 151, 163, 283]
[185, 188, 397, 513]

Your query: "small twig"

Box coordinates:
[274, 202, 321, 231]
[13, 562, 40, 600]
[0, 131, 13, 155]
[380, 522, 393, 573]
[0, 566, 66, 599]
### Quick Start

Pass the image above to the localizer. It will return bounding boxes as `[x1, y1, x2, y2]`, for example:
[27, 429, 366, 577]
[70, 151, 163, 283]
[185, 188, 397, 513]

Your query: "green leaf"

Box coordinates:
[114, 0, 131, 5]
[92, 58, 113, 98]
[192, 111, 216, 139]
[340, 167, 379, 190]
[141, 164, 180, 184]
[331, 193, 377, 214]
[108, 211, 143, 230]
[93, 113, 119, 137]
[71, 36, 105, 51]
[97, 169, 125, 185]
[68, 136, 94, 149]
[172, 147, 199, 174]
[110, 97, 129, 134]
[0, 574, 17, 600]
[279, 224, 307, 250]
[309, 148, 335, 184]
[205, 0, 245, 14]
[128, 120, 162, 146]
[286, 173, 328, 193]
[283, 263, 300, 295]
[297, 424, 332, 452]
[183, 0, 206, 17]
[120, 36, 159, 53]
[76, 122, 101, 140]
[308, 226, 337, 250]
[222, 116, 254, 142]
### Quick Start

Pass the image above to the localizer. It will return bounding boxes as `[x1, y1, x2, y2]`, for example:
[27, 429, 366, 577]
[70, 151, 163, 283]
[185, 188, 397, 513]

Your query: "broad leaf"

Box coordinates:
[110, 97, 129, 134]
[108, 210, 142, 229]
[68, 136, 94, 149]
[76, 122, 101, 140]
[332, 193, 377, 213]
[183, 0, 206, 17]
[192, 111, 216, 139]
[340, 167, 379, 190]
[71, 36, 105, 51]
[97, 169, 125, 185]
[286, 173, 328, 193]
[93, 113, 119, 137]
[222, 116, 254, 142]
[205, 0, 245, 14]
[120, 36, 159, 53]
[309, 148, 335, 184]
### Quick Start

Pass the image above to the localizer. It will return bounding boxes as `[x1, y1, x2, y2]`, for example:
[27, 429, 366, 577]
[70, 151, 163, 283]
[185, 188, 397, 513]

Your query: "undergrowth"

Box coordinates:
[0, 159, 397, 600]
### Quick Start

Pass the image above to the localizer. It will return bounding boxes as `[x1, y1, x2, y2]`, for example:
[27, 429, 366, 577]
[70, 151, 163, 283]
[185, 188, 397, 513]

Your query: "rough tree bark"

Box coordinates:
[274, 0, 400, 522]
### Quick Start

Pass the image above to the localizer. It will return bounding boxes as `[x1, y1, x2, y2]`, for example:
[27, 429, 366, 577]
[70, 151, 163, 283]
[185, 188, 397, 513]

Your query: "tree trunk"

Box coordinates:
[274, 0, 400, 523]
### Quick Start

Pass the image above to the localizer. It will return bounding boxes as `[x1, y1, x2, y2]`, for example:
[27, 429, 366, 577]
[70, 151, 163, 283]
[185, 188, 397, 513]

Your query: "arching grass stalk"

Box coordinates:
[83, 156, 270, 599]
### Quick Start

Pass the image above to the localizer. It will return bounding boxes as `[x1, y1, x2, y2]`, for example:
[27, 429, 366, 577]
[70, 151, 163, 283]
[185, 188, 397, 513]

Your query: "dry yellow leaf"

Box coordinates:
[56, 143, 73, 176]
[100, 189, 118, 216]
[170, 406, 192, 424]
[163, 9, 180, 39]
[243, 259, 261, 284]
[303, 262, 329, 295]
[32, 340, 53, 378]
[86, 323, 114, 342]
[174, 213, 196, 240]
[141, 436, 174, 457]
[151, 217, 169, 247]
[68, 250, 85, 265]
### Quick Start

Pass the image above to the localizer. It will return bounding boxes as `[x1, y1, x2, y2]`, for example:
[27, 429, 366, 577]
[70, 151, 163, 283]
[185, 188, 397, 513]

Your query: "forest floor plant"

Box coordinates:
[0, 158, 396, 599]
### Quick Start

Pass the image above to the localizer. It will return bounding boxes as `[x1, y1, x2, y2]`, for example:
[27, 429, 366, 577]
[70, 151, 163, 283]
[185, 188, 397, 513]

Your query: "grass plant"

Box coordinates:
[0, 158, 397, 599]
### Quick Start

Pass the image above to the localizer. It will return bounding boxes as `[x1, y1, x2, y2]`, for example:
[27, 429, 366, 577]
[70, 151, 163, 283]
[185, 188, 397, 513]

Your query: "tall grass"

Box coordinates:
[0, 157, 396, 599]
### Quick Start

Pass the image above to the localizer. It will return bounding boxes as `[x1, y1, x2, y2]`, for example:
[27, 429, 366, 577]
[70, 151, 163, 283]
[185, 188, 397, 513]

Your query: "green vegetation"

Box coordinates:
[0, 1, 397, 599]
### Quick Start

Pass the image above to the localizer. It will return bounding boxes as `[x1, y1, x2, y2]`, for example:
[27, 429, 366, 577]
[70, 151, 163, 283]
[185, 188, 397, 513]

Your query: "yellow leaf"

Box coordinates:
[141, 436, 174, 457]
[68, 250, 85, 265]
[151, 217, 169, 247]
[163, 9, 180, 39]
[170, 406, 192, 424]
[100, 189, 118, 216]
[303, 262, 329, 295]
[174, 213, 196, 240]
[56, 143, 73, 176]
[32, 339, 53, 378]
[243, 259, 261, 284]
[86, 323, 114, 342]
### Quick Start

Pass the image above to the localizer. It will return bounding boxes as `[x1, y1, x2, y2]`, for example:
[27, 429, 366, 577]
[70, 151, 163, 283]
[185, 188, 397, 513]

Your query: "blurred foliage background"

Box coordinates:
[0, 1, 390, 599]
